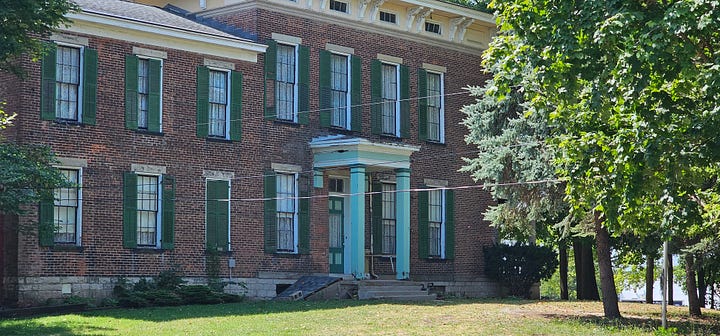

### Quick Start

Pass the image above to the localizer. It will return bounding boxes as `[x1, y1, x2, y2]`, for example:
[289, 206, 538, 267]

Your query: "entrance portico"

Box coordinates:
[310, 136, 419, 280]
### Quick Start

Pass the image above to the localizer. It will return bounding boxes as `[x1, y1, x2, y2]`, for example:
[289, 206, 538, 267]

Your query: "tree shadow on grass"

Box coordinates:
[541, 313, 720, 335]
[0, 319, 115, 336]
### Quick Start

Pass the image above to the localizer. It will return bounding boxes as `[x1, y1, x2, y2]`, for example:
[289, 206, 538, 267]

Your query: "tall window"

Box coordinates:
[330, 54, 349, 128]
[428, 189, 443, 257]
[136, 175, 159, 246]
[277, 173, 297, 252]
[208, 70, 228, 137]
[276, 44, 296, 121]
[56, 46, 81, 120]
[54, 169, 80, 244]
[382, 183, 396, 254]
[426, 72, 443, 142]
[137, 59, 150, 129]
[381, 63, 398, 135]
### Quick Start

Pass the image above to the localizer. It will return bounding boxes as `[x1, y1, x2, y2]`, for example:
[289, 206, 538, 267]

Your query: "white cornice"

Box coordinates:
[201, 0, 489, 55]
[64, 11, 266, 62]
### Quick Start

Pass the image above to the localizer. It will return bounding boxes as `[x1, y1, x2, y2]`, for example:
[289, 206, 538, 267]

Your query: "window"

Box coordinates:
[53, 169, 81, 244]
[330, 54, 350, 128]
[123, 172, 175, 249]
[276, 44, 297, 121]
[41, 43, 97, 124]
[427, 72, 444, 142]
[381, 183, 396, 254]
[418, 188, 454, 259]
[196, 66, 242, 140]
[125, 55, 162, 132]
[425, 22, 442, 35]
[328, 178, 344, 193]
[329, 0, 348, 13]
[206, 179, 230, 251]
[319, 50, 361, 130]
[263, 169, 310, 254]
[371, 60, 408, 137]
[379, 11, 396, 24]
[276, 173, 297, 252]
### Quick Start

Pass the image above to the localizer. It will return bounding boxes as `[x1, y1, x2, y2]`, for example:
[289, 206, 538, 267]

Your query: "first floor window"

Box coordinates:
[136, 175, 159, 246]
[382, 183, 396, 254]
[54, 169, 80, 244]
[277, 173, 297, 252]
[428, 189, 443, 257]
[208, 70, 229, 137]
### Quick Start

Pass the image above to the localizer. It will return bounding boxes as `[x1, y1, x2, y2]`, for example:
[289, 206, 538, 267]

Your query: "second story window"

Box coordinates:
[126, 55, 162, 132]
[208, 70, 229, 137]
[371, 59, 408, 137]
[330, 54, 349, 128]
[56, 46, 81, 120]
[196, 65, 243, 141]
[276, 43, 297, 121]
[41, 42, 97, 124]
[137, 59, 150, 129]
[381, 63, 398, 135]
[264, 39, 309, 124]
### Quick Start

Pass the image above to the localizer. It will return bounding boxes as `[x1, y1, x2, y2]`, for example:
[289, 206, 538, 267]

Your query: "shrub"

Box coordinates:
[155, 269, 185, 291]
[176, 285, 224, 304]
[140, 289, 184, 306]
[118, 293, 151, 308]
[484, 243, 559, 298]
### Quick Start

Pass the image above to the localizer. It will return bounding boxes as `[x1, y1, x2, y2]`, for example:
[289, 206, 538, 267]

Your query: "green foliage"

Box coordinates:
[484, 243, 559, 298]
[205, 249, 223, 292]
[155, 268, 185, 291]
[0, 142, 69, 215]
[654, 326, 678, 336]
[176, 285, 225, 305]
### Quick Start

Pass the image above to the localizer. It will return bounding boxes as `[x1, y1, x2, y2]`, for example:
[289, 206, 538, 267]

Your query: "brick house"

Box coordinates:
[0, 0, 499, 305]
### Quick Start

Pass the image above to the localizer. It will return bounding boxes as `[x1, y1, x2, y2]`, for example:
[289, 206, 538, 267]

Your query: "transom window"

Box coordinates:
[208, 70, 229, 137]
[379, 11, 396, 24]
[55, 46, 81, 120]
[427, 72, 443, 142]
[328, 178, 345, 193]
[137, 59, 150, 129]
[137, 175, 159, 247]
[381, 183, 396, 254]
[329, 0, 348, 13]
[425, 22, 442, 35]
[330, 53, 350, 128]
[428, 189, 443, 257]
[277, 173, 298, 252]
[276, 44, 297, 121]
[381, 63, 399, 135]
[54, 169, 80, 244]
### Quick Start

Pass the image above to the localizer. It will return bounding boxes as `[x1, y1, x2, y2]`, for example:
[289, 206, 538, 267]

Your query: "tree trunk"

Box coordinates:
[697, 257, 706, 307]
[685, 254, 702, 317]
[668, 254, 674, 305]
[578, 239, 600, 300]
[595, 213, 621, 319]
[645, 255, 654, 304]
[559, 243, 569, 300]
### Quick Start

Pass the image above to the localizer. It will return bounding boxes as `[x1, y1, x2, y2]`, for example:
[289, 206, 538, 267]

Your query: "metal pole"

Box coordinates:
[662, 240, 668, 329]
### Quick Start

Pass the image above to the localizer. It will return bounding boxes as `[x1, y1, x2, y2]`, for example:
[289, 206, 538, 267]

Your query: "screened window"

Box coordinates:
[137, 175, 159, 247]
[330, 54, 349, 128]
[379, 11, 396, 24]
[425, 22, 441, 34]
[276, 44, 296, 121]
[382, 183, 396, 254]
[381, 63, 398, 135]
[137, 59, 150, 129]
[56, 46, 81, 120]
[427, 72, 443, 142]
[277, 173, 297, 252]
[54, 169, 80, 244]
[428, 189, 443, 257]
[208, 70, 228, 137]
[329, 0, 348, 13]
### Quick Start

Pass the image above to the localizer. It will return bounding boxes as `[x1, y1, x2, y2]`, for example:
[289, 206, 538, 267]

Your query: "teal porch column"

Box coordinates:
[350, 165, 366, 279]
[395, 168, 411, 279]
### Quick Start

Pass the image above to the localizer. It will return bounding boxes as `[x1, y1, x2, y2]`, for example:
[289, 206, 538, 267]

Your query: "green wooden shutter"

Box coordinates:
[206, 180, 229, 251]
[318, 50, 332, 127]
[297, 45, 310, 125]
[263, 171, 277, 253]
[370, 60, 382, 135]
[444, 189, 455, 259]
[371, 181, 383, 254]
[147, 58, 162, 132]
[399, 64, 410, 138]
[82, 48, 97, 125]
[38, 200, 55, 247]
[350, 55, 363, 131]
[264, 40, 277, 120]
[161, 175, 175, 250]
[229, 71, 243, 141]
[196, 66, 209, 138]
[417, 68, 428, 141]
[417, 190, 429, 259]
[205, 181, 217, 250]
[298, 177, 310, 254]
[124, 55, 139, 130]
[123, 172, 138, 248]
[217, 181, 230, 251]
[40, 44, 57, 121]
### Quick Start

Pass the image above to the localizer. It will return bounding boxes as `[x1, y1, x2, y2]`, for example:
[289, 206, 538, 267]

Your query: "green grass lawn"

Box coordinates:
[1, 299, 718, 335]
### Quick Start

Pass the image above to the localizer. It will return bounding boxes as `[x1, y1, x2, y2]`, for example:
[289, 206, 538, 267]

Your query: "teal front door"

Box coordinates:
[329, 196, 344, 273]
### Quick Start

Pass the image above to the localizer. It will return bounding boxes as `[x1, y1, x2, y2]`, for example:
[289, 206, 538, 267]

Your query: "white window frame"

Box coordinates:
[207, 67, 231, 139]
[380, 62, 401, 137]
[136, 173, 163, 248]
[424, 20, 442, 35]
[330, 51, 352, 130]
[381, 182, 397, 255]
[136, 56, 164, 132]
[54, 42, 85, 122]
[276, 171, 299, 253]
[426, 71, 445, 143]
[378, 10, 398, 25]
[328, 0, 350, 14]
[206, 178, 232, 251]
[427, 188, 446, 259]
[53, 167, 82, 246]
[276, 43, 299, 123]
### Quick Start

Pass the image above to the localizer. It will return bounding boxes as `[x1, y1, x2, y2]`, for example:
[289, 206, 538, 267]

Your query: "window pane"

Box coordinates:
[381, 183, 396, 254]
[137, 59, 149, 129]
[330, 54, 348, 128]
[54, 169, 79, 243]
[427, 72, 442, 141]
[381, 64, 397, 134]
[55, 46, 80, 120]
[136, 175, 159, 246]
[276, 173, 297, 252]
[208, 70, 228, 137]
[276, 44, 296, 120]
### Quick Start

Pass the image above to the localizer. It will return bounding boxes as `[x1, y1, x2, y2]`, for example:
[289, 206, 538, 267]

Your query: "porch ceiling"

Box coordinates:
[309, 135, 420, 170]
